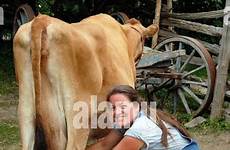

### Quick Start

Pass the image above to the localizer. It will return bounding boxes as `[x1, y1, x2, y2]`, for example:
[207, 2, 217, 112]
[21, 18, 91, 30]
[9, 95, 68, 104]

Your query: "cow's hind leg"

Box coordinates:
[65, 96, 90, 150]
[66, 128, 90, 150]
[14, 22, 35, 150]
[18, 87, 35, 150]
[66, 117, 90, 150]
[36, 76, 67, 150]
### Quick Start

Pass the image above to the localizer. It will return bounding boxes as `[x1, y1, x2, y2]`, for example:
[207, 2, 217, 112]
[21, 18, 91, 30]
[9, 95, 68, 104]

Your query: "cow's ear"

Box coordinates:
[143, 24, 159, 37]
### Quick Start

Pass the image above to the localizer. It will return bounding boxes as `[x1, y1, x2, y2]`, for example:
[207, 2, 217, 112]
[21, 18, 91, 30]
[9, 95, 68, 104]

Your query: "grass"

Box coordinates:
[184, 63, 208, 80]
[0, 121, 19, 147]
[0, 75, 18, 96]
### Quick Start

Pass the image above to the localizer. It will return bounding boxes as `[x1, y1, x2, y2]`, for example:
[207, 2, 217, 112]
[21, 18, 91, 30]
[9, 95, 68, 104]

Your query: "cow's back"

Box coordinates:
[74, 14, 136, 90]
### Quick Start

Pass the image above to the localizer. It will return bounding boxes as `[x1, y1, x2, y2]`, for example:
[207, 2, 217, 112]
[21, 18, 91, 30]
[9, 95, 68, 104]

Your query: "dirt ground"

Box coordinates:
[194, 132, 230, 150]
[0, 96, 230, 150]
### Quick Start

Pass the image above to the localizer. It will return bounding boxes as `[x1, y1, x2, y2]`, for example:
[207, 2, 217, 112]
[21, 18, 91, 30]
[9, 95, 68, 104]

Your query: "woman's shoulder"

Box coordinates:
[129, 111, 159, 131]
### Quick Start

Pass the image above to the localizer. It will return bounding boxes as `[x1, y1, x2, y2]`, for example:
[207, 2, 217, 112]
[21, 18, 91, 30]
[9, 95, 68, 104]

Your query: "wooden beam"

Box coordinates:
[151, 0, 161, 48]
[167, 0, 174, 32]
[211, 0, 230, 119]
[161, 4, 168, 13]
[0, 7, 3, 25]
[161, 18, 223, 37]
[167, 0, 173, 15]
[161, 9, 224, 20]
[199, 40, 220, 56]
[159, 29, 220, 55]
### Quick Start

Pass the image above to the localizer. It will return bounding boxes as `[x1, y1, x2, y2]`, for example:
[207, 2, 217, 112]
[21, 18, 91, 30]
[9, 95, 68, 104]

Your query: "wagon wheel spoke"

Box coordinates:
[182, 80, 207, 87]
[182, 65, 206, 78]
[175, 42, 183, 71]
[180, 49, 196, 72]
[16, 18, 22, 26]
[177, 89, 192, 114]
[17, 10, 26, 26]
[19, 10, 27, 24]
[181, 86, 203, 105]
[179, 42, 183, 49]
[165, 44, 170, 51]
[153, 78, 172, 92]
[169, 42, 174, 51]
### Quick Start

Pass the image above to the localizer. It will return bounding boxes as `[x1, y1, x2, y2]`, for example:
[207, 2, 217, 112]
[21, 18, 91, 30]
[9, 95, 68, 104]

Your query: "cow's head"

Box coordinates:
[122, 19, 158, 63]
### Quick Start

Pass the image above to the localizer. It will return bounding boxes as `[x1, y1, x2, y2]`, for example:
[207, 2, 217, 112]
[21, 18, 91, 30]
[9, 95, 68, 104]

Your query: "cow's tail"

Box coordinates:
[31, 15, 49, 150]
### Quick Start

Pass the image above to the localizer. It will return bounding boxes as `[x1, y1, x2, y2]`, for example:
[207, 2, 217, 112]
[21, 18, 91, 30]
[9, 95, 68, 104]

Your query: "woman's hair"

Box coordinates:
[107, 85, 191, 148]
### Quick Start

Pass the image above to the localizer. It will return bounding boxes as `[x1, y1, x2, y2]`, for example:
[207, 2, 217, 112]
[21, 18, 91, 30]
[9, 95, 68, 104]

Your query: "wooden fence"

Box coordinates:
[158, 3, 224, 56]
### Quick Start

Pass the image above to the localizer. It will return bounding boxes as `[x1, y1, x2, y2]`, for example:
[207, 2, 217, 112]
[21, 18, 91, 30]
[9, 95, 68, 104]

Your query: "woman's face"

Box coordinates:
[109, 93, 139, 127]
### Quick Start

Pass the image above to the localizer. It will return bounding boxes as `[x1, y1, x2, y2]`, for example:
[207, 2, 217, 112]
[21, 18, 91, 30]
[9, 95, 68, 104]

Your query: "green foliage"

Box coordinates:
[175, 112, 230, 133]
[189, 118, 230, 133]
[138, 89, 149, 100]
[0, 42, 17, 95]
[175, 113, 193, 123]
[37, 0, 54, 15]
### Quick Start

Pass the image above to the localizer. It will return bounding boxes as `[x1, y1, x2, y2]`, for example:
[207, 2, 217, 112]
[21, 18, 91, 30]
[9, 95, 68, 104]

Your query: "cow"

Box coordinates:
[13, 13, 158, 150]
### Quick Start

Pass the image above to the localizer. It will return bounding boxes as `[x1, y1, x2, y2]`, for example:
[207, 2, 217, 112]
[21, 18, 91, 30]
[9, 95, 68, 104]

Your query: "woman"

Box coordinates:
[87, 85, 199, 150]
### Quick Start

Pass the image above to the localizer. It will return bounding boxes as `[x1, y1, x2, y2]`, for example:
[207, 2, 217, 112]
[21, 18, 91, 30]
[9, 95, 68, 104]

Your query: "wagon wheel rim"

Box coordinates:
[110, 12, 129, 24]
[13, 4, 35, 35]
[154, 36, 216, 117]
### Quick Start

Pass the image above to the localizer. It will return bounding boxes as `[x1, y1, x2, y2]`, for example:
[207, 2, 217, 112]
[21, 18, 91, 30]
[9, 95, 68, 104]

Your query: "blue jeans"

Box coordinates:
[182, 139, 200, 150]
[179, 130, 200, 150]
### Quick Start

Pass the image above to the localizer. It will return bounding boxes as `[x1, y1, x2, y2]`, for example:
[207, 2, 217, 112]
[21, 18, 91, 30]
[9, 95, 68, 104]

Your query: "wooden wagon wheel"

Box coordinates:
[152, 36, 216, 116]
[13, 4, 35, 35]
[110, 12, 129, 24]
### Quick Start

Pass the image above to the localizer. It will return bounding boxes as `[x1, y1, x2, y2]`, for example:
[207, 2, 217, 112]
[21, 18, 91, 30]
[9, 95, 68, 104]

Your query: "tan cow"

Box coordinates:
[13, 14, 158, 150]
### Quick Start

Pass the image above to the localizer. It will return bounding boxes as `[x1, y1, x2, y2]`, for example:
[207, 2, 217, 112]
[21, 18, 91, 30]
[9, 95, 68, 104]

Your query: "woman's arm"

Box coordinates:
[86, 130, 123, 150]
[113, 136, 145, 150]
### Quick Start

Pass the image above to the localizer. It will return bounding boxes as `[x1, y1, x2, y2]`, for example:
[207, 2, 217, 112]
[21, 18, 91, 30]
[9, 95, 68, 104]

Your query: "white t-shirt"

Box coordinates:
[118, 111, 190, 150]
